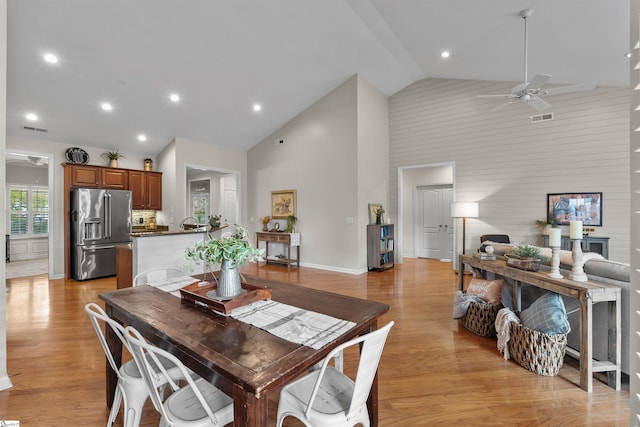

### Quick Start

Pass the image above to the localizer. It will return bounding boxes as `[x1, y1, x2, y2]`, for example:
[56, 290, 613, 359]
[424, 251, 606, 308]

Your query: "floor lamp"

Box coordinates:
[450, 202, 479, 257]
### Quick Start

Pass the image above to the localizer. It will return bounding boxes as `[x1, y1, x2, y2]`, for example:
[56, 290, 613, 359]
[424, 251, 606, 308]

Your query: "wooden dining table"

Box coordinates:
[99, 273, 390, 426]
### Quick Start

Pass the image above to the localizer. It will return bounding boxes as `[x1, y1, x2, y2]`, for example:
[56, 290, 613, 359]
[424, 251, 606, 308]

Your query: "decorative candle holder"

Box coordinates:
[548, 246, 563, 279]
[570, 239, 588, 282]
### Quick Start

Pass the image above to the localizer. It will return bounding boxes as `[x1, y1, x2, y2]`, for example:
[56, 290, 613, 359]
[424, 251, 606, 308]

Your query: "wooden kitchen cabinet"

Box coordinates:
[68, 164, 101, 187]
[145, 171, 162, 209]
[129, 170, 162, 209]
[101, 168, 128, 189]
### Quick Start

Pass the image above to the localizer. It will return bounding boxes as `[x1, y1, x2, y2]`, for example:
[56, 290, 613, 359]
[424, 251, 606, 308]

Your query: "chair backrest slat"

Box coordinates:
[304, 321, 394, 419]
[124, 325, 220, 424]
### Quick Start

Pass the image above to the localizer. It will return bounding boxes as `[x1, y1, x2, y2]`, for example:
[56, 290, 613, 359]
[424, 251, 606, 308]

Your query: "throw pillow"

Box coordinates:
[466, 278, 506, 304]
[520, 292, 570, 335]
[452, 290, 484, 319]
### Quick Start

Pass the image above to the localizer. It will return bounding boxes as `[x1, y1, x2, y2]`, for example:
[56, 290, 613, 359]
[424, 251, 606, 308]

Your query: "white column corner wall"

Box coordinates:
[0, 0, 11, 391]
[629, 0, 639, 423]
[356, 75, 390, 266]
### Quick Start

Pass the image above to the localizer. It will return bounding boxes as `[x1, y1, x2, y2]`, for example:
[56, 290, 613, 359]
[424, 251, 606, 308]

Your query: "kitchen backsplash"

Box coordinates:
[132, 210, 157, 227]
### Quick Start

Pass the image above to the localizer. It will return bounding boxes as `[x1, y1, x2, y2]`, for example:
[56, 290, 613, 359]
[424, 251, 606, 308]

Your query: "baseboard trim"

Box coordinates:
[0, 374, 13, 391]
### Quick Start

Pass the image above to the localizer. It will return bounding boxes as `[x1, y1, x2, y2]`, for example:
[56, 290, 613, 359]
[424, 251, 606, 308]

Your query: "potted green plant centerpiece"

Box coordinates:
[505, 244, 549, 271]
[101, 149, 124, 167]
[185, 224, 263, 299]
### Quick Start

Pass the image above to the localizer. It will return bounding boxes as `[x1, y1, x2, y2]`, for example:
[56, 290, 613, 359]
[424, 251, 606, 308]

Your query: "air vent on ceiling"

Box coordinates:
[530, 112, 554, 123]
[23, 125, 48, 132]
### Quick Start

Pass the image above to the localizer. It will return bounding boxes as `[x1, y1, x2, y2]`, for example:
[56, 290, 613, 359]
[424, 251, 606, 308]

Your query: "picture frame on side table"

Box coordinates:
[271, 190, 296, 219]
[368, 203, 383, 225]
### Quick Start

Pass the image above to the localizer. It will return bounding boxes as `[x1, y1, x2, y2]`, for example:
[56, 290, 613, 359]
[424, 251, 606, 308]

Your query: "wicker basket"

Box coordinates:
[508, 322, 567, 376]
[461, 301, 503, 338]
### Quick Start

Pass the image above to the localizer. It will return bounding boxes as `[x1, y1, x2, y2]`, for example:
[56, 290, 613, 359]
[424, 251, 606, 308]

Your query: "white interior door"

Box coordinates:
[223, 189, 237, 224]
[415, 186, 453, 260]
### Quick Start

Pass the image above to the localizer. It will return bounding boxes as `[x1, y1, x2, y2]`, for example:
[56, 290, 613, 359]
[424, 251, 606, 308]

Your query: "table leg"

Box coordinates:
[233, 385, 267, 426]
[607, 297, 622, 390]
[579, 293, 593, 393]
[367, 370, 379, 426]
[512, 280, 521, 313]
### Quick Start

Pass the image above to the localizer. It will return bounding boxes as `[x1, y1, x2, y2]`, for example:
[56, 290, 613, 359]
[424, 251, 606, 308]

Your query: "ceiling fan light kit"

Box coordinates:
[479, 8, 596, 112]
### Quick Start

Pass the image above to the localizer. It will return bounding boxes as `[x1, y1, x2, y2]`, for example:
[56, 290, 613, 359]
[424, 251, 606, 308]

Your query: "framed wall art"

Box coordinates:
[271, 189, 297, 219]
[547, 192, 602, 226]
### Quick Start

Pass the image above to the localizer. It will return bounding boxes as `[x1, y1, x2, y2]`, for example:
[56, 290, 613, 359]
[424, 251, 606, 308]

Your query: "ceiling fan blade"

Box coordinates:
[494, 100, 517, 111]
[477, 94, 513, 98]
[526, 96, 552, 111]
[511, 82, 529, 95]
[541, 82, 597, 97]
[525, 74, 552, 91]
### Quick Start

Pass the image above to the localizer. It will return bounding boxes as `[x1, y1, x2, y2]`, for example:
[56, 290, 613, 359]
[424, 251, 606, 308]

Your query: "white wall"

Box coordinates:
[165, 137, 247, 229]
[247, 74, 388, 273]
[389, 78, 630, 263]
[356, 76, 390, 267]
[629, 1, 639, 422]
[0, 0, 10, 391]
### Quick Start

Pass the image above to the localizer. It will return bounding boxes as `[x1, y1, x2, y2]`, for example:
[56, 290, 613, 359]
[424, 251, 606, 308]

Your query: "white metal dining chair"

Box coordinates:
[276, 320, 394, 427]
[124, 325, 234, 427]
[133, 268, 189, 286]
[133, 268, 195, 296]
[84, 303, 190, 427]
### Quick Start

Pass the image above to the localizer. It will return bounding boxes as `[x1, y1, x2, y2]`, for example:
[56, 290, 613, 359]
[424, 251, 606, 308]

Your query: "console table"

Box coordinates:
[256, 232, 300, 269]
[458, 254, 620, 393]
[541, 235, 609, 259]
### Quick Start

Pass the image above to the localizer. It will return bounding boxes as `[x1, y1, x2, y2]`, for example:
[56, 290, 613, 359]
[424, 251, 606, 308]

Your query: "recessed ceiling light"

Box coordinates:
[441, 51, 451, 58]
[25, 113, 38, 121]
[43, 53, 58, 64]
[101, 102, 113, 111]
[169, 93, 180, 103]
[253, 103, 262, 112]
[137, 134, 147, 142]
[626, 52, 632, 58]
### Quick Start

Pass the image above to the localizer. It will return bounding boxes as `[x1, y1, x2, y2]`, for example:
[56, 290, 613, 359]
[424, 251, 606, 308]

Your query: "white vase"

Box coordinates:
[218, 259, 243, 299]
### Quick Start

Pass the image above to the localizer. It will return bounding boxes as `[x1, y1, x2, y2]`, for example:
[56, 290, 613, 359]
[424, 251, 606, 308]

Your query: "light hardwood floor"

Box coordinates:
[0, 258, 630, 426]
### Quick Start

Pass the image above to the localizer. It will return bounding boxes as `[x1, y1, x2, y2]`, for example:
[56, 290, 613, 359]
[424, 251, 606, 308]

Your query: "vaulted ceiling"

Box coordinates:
[7, 0, 630, 156]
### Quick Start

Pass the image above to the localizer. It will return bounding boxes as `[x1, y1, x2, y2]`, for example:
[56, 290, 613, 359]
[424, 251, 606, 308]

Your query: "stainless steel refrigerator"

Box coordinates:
[70, 188, 132, 280]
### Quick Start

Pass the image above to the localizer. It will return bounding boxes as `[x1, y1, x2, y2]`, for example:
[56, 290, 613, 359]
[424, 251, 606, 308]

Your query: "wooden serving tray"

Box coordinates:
[180, 281, 272, 315]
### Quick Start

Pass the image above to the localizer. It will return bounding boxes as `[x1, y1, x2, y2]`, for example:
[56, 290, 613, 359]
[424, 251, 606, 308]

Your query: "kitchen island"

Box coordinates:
[117, 225, 229, 287]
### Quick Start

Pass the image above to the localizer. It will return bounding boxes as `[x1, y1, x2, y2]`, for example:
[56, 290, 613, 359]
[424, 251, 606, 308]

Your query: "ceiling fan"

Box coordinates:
[479, 8, 596, 111]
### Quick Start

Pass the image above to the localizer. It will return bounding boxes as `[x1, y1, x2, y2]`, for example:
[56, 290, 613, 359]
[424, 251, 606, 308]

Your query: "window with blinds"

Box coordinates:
[7, 185, 49, 236]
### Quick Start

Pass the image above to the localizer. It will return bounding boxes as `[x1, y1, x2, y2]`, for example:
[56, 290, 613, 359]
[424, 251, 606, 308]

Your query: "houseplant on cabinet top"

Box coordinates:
[101, 149, 124, 168]
[185, 224, 263, 299]
[535, 215, 559, 234]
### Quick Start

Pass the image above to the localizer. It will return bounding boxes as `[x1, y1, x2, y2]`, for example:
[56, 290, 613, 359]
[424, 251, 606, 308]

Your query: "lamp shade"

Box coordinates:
[450, 202, 479, 218]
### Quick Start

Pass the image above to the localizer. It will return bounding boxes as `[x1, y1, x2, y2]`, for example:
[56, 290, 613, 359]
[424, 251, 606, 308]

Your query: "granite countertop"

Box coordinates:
[129, 223, 228, 238]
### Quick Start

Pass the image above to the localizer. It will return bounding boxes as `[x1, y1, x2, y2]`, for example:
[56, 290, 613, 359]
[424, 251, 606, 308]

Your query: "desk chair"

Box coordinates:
[125, 326, 234, 427]
[276, 321, 394, 427]
[480, 234, 511, 244]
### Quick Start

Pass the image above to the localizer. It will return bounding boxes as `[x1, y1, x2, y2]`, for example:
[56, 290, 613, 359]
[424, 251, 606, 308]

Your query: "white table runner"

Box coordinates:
[230, 300, 355, 349]
[148, 275, 199, 297]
